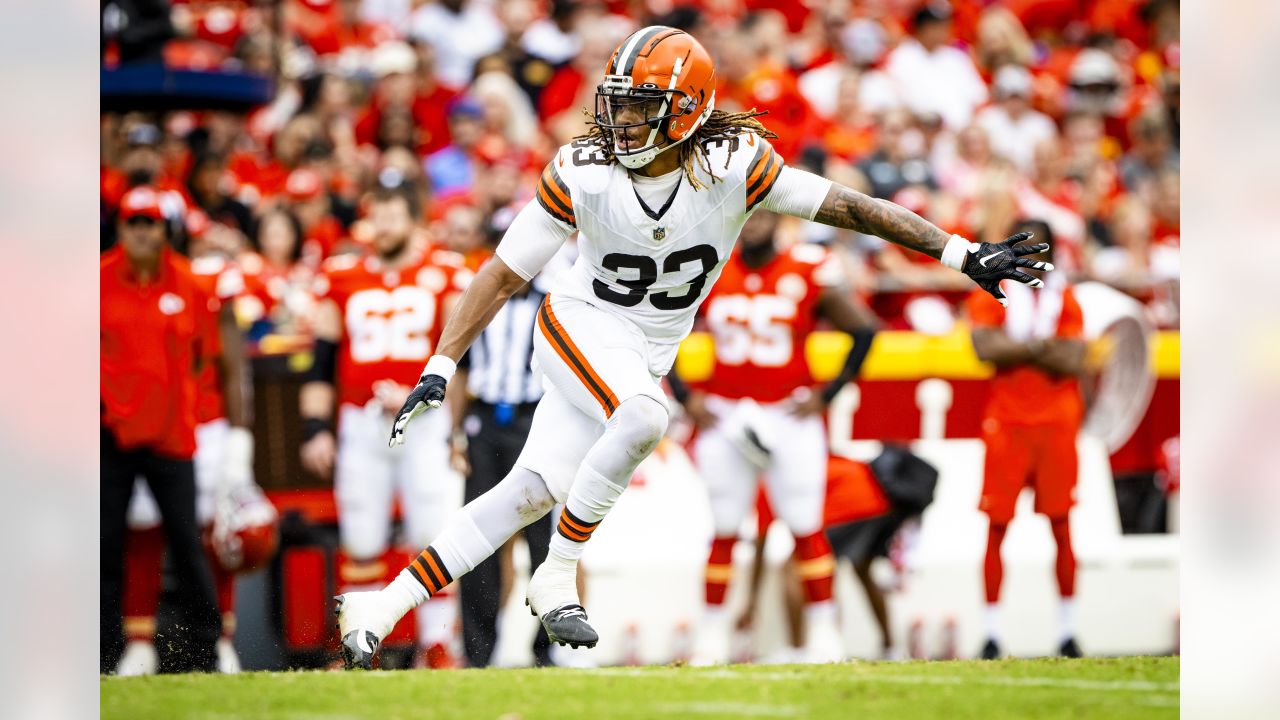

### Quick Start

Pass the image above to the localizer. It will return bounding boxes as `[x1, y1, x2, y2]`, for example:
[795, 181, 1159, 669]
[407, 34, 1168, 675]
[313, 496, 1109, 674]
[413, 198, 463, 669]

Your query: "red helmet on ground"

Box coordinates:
[210, 485, 280, 574]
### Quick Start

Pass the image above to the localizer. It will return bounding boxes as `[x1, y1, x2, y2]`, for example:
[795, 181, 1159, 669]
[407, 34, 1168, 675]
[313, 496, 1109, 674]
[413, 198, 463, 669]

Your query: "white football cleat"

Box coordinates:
[116, 640, 158, 676]
[526, 559, 598, 649]
[803, 615, 846, 664]
[216, 638, 242, 674]
[334, 591, 400, 670]
[690, 611, 732, 666]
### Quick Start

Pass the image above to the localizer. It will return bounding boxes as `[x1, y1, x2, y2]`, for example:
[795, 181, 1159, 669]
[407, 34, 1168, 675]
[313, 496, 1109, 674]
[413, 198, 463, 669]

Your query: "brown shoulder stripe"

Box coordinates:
[746, 148, 783, 211]
[536, 164, 575, 226]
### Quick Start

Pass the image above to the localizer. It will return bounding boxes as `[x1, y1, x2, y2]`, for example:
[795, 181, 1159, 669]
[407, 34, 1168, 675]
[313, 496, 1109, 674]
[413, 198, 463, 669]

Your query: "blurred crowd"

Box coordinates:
[102, 0, 1180, 341]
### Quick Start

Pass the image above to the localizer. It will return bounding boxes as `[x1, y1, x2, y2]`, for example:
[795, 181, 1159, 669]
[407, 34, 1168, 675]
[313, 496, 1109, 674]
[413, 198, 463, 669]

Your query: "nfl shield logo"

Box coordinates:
[653, 226, 666, 242]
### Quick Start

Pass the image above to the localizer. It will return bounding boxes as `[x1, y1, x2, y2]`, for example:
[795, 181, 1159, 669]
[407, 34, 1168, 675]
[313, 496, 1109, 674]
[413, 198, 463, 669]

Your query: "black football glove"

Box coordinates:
[960, 231, 1054, 307]
[388, 374, 447, 447]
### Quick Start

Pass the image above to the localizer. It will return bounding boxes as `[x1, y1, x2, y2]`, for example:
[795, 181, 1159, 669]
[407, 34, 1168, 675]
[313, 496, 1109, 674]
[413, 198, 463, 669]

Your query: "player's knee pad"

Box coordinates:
[608, 395, 669, 460]
[464, 467, 555, 550]
[499, 467, 556, 524]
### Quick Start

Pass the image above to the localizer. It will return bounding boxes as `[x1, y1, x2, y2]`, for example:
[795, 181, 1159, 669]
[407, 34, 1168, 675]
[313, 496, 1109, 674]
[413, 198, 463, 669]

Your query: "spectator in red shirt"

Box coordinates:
[284, 168, 347, 265]
[229, 113, 323, 205]
[716, 11, 822, 162]
[354, 40, 458, 157]
[101, 187, 224, 673]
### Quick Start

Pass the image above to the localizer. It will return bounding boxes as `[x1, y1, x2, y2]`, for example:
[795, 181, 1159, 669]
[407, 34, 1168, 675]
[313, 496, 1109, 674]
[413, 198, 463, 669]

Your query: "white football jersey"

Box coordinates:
[546, 133, 783, 341]
[496, 130, 830, 373]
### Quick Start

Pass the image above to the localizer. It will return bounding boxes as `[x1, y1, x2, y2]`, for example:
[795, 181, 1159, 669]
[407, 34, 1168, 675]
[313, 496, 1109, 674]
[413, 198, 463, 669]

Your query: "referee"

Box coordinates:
[452, 271, 555, 667]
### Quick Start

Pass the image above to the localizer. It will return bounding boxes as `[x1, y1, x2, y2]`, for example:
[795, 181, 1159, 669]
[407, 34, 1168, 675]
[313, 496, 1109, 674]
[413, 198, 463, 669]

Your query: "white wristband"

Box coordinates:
[422, 355, 457, 383]
[941, 234, 978, 271]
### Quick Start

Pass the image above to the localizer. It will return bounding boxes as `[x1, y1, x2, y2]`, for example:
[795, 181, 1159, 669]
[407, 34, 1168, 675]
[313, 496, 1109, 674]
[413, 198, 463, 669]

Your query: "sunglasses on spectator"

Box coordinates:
[126, 216, 162, 227]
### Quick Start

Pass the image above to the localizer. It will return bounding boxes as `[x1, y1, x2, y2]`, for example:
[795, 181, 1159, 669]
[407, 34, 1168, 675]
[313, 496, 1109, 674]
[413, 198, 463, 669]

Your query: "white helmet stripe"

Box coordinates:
[613, 26, 669, 76]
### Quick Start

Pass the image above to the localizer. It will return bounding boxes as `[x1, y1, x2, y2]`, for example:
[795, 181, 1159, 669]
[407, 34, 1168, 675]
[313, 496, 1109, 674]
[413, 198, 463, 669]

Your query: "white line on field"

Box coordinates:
[590, 667, 1178, 694]
[651, 702, 804, 717]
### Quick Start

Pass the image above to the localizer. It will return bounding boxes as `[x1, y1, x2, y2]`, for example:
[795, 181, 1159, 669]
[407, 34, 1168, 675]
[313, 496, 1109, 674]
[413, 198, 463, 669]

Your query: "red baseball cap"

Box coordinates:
[119, 186, 165, 221]
[285, 169, 324, 201]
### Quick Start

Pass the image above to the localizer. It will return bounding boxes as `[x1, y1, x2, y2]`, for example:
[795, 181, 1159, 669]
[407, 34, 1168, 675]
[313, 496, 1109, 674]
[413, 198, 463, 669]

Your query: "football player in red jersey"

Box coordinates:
[668, 209, 880, 664]
[114, 204, 271, 676]
[299, 186, 473, 668]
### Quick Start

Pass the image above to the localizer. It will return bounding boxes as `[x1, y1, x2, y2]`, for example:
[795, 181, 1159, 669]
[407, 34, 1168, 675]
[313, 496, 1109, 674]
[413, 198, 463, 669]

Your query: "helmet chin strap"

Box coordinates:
[616, 126, 681, 170]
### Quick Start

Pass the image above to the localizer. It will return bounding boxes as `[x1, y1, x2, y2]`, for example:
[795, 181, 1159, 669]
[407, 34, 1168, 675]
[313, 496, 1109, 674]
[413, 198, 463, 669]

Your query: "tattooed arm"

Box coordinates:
[813, 184, 952, 259]
[760, 166, 1053, 306]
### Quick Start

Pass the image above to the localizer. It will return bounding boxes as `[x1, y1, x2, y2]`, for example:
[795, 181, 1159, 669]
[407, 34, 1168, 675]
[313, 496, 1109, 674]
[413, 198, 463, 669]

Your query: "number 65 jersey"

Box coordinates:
[496, 132, 832, 375]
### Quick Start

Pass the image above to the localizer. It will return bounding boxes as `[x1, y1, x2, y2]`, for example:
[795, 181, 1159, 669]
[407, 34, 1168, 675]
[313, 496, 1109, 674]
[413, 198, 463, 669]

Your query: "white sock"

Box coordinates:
[1059, 597, 1077, 643]
[704, 604, 729, 626]
[984, 602, 1001, 642]
[386, 570, 429, 617]
[805, 600, 837, 626]
[546, 531, 584, 564]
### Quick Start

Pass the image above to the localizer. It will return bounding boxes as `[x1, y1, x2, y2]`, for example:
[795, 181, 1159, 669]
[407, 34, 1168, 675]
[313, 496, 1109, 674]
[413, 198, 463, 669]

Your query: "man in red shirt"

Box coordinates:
[101, 187, 235, 673]
[299, 187, 472, 667]
[115, 215, 268, 676]
[668, 210, 879, 664]
[965, 222, 1085, 659]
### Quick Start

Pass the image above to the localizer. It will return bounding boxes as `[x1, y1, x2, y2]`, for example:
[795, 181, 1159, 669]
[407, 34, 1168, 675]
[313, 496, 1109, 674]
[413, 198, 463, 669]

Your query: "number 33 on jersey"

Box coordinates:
[496, 131, 830, 365]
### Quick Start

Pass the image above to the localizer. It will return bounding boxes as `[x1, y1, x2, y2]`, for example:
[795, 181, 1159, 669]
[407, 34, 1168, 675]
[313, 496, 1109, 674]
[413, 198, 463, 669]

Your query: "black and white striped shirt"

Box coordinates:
[460, 286, 545, 406]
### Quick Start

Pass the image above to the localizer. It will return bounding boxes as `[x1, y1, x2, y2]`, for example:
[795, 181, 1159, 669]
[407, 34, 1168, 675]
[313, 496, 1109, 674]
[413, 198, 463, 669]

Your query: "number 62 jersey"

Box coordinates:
[495, 131, 833, 375]
[313, 248, 472, 409]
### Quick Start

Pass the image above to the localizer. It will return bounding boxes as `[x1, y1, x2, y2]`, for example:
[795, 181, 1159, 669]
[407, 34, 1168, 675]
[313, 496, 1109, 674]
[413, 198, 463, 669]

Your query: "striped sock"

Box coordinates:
[556, 506, 603, 544]
[405, 545, 455, 597]
[705, 536, 736, 606]
[793, 531, 836, 604]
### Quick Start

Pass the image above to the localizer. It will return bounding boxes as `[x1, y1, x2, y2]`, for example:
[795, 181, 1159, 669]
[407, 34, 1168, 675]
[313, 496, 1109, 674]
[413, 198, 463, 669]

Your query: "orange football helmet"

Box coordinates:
[596, 26, 717, 169]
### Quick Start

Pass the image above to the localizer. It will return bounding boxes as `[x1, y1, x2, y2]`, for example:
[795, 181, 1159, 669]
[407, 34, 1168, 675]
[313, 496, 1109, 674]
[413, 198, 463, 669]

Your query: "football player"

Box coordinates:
[666, 208, 879, 664]
[300, 186, 472, 668]
[336, 26, 1051, 669]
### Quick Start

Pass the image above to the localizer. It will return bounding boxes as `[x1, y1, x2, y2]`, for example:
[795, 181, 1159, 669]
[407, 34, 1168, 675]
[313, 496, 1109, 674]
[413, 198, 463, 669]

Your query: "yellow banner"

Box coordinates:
[675, 328, 1180, 383]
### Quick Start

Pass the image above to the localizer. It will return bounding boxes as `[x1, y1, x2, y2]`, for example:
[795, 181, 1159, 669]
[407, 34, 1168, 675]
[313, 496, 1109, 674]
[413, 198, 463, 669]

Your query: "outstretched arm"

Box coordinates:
[761, 166, 1054, 306]
[813, 184, 952, 259]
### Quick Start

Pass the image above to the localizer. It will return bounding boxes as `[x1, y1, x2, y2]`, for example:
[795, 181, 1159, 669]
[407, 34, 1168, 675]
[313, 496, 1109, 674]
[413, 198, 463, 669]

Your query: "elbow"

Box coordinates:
[483, 255, 532, 297]
[500, 271, 530, 296]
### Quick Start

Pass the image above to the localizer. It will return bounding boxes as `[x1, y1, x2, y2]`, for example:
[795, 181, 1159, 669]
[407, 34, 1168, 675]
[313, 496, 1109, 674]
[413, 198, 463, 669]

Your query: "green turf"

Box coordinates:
[101, 656, 1178, 720]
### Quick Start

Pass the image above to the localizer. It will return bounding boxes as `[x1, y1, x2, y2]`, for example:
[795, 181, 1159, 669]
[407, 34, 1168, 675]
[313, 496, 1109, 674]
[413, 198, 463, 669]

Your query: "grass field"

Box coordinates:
[101, 656, 1178, 720]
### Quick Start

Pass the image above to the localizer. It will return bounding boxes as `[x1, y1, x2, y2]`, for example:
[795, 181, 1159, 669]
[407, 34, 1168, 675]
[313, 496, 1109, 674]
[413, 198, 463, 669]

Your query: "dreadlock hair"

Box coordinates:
[576, 108, 777, 191]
